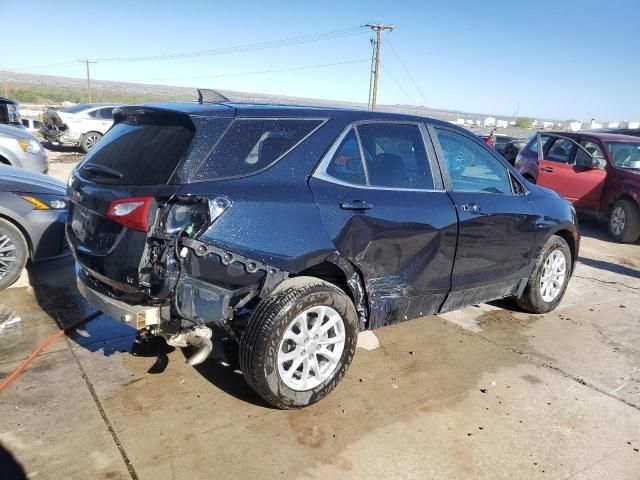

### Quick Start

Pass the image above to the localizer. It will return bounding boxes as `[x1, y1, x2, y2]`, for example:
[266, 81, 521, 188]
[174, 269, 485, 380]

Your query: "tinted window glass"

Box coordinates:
[607, 141, 640, 169]
[326, 129, 366, 185]
[99, 108, 114, 119]
[436, 129, 511, 194]
[21, 119, 28, 127]
[579, 140, 606, 168]
[527, 134, 552, 153]
[80, 120, 194, 185]
[357, 123, 433, 189]
[193, 119, 322, 181]
[546, 138, 576, 164]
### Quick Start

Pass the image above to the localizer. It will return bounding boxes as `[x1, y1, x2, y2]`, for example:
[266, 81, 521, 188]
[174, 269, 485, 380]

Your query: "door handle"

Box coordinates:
[339, 200, 373, 211]
[541, 166, 555, 173]
[460, 203, 482, 214]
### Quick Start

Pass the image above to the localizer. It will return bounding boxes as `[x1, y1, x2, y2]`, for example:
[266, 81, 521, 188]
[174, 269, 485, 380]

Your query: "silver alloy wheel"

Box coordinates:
[85, 134, 101, 150]
[0, 233, 17, 280]
[610, 206, 626, 236]
[277, 305, 346, 391]
[539, 249, 567, 303]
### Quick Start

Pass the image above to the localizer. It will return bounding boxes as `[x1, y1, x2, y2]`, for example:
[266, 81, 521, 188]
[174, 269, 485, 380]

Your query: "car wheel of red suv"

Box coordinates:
[608, 199, 640, 243]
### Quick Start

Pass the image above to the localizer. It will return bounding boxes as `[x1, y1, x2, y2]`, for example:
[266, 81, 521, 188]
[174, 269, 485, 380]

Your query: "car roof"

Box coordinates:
[545, 131, 640, 142]
[126, 101, 463, 131]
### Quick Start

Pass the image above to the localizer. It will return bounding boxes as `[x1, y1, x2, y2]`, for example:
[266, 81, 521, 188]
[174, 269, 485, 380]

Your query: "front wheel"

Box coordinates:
[516, 235, 572, 314]
[0, 219, 29, 291]
[80, 132, 103, 153]
[240, 277, 358, 409]
[608, 199, 640, 243]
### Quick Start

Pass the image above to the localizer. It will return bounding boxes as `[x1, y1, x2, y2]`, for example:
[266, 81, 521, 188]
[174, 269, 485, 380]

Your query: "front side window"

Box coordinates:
[436, 128, 512, 195]
[99, 108, 115, 119]
[546, 138, 576, 164]
[193, 119, 323, 181]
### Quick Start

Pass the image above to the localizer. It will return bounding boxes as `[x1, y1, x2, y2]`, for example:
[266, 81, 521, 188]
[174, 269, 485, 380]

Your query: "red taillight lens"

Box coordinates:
[106, 196, 154, 232]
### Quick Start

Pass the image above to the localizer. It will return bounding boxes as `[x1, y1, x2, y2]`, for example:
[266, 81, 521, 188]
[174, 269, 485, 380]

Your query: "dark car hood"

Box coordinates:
[0, 165, 66, 195]
[534, 184, 562, 199]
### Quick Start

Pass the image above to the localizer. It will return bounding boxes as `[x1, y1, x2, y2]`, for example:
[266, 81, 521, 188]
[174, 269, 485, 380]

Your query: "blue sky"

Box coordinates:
[3, 0, 639, 121]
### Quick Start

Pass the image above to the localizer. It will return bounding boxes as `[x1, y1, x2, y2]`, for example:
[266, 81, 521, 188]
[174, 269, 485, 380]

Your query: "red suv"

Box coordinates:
[516, 132, 640, 243]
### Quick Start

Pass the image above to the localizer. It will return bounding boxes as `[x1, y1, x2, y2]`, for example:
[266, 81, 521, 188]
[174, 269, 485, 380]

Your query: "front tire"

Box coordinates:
[608, 199, 640, 243]
[240, 277, 358, 409]
[516, 235, 572, 314]
[0, 219, 29, 291]
[80, 132, 103, 153]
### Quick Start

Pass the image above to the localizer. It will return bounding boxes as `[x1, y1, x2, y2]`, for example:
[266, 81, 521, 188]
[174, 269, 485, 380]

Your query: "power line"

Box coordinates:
[380, 63, 416, 105]
[95, 27, 366, 63]
[387, 39, 428, 106]
[129, 58, 369, 83]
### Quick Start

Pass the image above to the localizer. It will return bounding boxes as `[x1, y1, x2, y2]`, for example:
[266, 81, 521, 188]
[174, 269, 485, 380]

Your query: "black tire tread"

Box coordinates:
[240, 276, 356, 409]
[0, 218, 29, 291]
[609, 199, 640, 243]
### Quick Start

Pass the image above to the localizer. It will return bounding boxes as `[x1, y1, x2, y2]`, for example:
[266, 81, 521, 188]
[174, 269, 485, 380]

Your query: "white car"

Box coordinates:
[21, 118, 44, 134]
[40, 103, 121, 153]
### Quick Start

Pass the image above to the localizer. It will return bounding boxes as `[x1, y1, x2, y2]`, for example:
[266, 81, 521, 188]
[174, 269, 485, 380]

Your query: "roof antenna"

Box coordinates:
[197, 89, 230, 104]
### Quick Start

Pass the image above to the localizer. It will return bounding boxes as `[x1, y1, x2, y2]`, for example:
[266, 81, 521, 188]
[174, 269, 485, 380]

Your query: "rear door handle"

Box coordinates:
[339, 200, 373, 211]
[541, 166, 555, 173]
[460, 203, 482, 214]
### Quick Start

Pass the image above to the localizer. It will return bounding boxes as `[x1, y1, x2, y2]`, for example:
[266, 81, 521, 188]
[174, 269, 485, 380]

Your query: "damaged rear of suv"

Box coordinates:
[68, 98, 579, 409]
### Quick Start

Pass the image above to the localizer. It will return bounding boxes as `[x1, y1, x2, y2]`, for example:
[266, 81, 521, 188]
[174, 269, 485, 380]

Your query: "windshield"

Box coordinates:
[606, 141, 640, 169]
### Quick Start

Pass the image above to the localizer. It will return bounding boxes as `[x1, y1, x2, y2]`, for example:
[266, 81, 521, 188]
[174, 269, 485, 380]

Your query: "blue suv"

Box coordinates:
[67, 100, 579, 408]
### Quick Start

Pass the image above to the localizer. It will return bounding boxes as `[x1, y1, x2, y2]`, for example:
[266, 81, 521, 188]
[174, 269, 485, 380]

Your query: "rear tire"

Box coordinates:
[240, 277, 358, 409]
[80, 132, 103, 153]
[608, 199, 640, 243]
[516, 235, 571, 314]
[0, 219, 29, 291]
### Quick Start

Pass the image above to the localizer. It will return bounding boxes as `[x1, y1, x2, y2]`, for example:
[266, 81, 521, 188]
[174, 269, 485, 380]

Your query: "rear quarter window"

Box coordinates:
[191, 119, 324, 181]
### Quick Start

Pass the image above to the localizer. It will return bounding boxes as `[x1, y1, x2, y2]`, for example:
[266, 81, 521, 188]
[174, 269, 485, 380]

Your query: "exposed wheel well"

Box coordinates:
[295, 262, 352, 302]
[607, 195, 639, 216]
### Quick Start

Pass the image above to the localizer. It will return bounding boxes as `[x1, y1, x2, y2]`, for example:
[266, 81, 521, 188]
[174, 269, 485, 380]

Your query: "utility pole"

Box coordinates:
[79, 59, 97, 102]
[364, 23, 393, 110]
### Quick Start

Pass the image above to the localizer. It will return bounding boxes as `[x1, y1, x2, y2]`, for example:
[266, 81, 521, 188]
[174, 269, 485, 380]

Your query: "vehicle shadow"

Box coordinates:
[0, 443, 27, 480]
[577, 256, 640, 280]
[180, 330, 273, 409]
[26, 256, 268, 406]
[578, 216, 640, 245]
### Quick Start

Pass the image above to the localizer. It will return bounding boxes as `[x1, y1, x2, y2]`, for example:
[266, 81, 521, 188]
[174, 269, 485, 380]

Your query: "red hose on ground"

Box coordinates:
[0, 311, 101, 393]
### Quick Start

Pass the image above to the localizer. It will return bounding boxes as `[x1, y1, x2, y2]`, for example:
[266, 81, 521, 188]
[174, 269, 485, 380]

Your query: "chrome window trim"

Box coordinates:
[312, 120, 445, 193]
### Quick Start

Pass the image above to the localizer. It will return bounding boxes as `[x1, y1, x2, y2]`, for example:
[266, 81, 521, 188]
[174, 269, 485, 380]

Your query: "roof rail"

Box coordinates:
[197, 89, 230, 104]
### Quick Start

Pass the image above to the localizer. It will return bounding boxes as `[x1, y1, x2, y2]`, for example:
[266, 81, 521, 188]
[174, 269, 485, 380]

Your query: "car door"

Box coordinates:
[97, 108, 115, 133]
[310, 121, 458, 329]
[429, 126, 536, 311]
[537, 135, 607, 211]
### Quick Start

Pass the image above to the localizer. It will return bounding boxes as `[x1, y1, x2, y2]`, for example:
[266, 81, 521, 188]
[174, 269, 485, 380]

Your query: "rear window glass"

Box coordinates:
[192, 119, 323, 181]
[79, 119, 194, 185]
[527, 134, 552, 153]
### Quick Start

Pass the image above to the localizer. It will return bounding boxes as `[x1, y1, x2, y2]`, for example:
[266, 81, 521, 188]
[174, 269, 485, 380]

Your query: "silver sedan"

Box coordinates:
[0, 124, 48, 173]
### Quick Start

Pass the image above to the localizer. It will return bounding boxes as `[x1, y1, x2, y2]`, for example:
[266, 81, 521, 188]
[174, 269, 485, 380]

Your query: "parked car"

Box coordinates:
[21, 118, 44, 134]
[480, 134, 515, 155]
[40, 103, 121, 153]
[0, 97, 21, 126]
[0, 165, 68, 290]
[0, 124, 48, 173]
[68, 102, 579, 409]
[502, 138, 528, 165]
[516, 131, 640, 243]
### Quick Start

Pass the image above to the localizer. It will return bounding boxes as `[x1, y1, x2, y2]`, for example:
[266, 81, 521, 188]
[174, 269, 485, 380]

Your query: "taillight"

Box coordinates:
[106, 196, 154, 232]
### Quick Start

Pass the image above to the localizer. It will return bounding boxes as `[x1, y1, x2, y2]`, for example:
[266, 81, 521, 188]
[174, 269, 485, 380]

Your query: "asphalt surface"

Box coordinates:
[1, 148, 639, 479]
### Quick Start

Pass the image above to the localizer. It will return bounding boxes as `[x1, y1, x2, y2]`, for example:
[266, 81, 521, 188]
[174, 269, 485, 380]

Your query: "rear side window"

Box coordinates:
[79, 116, 194, 185]
[99, 108, 114, 119]
[323, 123, 434, 190]
[192, 119, 323, 181]
[326, 129, 366, 185]
[527, 134, 552, 153]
